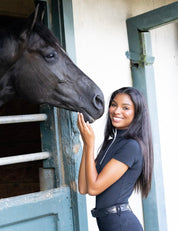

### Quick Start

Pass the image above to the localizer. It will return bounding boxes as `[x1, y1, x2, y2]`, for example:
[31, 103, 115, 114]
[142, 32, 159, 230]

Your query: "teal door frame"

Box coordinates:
[38, 0, 88, 230]
[126, 2, 178, 231]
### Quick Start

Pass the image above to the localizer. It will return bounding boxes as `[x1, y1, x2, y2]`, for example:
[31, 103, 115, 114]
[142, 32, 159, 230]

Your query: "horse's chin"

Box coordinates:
[82, 112, 95, 123]
[40, 98, 99, 123]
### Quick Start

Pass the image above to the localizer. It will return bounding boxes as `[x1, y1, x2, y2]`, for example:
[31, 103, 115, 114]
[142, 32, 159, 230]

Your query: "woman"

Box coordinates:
[77, 87, 153, 231]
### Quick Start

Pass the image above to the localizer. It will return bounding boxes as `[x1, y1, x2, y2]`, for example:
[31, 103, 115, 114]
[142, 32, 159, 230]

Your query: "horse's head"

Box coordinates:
[0, 19, 104, 122]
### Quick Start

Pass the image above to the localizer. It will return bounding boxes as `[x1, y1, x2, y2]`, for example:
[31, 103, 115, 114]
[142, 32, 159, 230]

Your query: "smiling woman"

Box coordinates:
[77, 87, 154, 231]
[109, 93, 135, 130]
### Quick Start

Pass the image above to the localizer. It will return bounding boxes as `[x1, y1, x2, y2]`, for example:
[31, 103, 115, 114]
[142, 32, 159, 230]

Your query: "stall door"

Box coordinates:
[0, 104, 73, 230]
[0, 187, 72, 231]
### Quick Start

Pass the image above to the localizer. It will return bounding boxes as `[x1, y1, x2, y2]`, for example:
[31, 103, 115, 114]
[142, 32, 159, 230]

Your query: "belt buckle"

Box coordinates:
[116, 203, 130, 213]
[107, 206, 117, 214]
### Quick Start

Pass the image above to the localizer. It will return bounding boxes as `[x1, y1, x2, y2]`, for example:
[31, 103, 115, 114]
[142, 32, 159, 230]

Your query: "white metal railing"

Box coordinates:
[0, 113, 49, 166]
[0, 114, 47, 124]
[0, 152, 50, 166]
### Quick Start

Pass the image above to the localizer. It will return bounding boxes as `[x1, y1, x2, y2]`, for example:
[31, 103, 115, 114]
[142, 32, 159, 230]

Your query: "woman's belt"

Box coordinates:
[91, 203, 131, 218]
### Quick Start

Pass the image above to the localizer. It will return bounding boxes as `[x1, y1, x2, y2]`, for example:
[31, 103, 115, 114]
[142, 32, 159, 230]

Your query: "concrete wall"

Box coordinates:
[72, 0, 177, 230]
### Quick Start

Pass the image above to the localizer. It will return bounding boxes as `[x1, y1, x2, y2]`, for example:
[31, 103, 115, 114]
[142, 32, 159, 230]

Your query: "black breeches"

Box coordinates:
[96, 210, 143, 231]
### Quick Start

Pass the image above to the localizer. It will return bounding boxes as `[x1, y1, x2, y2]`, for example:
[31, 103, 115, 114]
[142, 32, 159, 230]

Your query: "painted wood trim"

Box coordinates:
[58, 1, 89, 230]
[39, 1, 89, 230]
[0, 187, 73, 231]
[126, 2, 178, 230]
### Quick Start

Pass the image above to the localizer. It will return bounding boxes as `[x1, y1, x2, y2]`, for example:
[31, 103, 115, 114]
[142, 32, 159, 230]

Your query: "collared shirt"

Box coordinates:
[96, 129, 143, 209]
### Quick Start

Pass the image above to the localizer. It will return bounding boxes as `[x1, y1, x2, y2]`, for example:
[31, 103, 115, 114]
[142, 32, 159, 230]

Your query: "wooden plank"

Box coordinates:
[0, 0, 35, 18]
[0, 187, 73, 231]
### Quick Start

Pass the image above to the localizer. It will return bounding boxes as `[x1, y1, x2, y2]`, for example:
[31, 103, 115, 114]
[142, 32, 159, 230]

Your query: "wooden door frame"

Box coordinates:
[126, 2, 178, 230]
[38, 0, 88, 230]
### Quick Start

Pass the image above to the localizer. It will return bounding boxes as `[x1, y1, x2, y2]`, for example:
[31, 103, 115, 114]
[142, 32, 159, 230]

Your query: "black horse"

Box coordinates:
[0, 12, 104, 123]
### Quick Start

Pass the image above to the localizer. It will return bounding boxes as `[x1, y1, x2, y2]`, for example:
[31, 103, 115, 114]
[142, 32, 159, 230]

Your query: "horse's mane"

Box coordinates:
[32, 22, 61, 50]
[0, 15, 61, 50]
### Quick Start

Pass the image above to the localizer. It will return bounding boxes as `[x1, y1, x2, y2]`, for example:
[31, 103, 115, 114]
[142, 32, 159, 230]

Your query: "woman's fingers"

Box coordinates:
[77, 113, 90, 134]
[77, 113, 83, 128]
[77, 113, 95, 145]
[78, 113, 84, 126]
[77, 113, 86, 135]
[78, 113, 87, 129]
[80, 113, 87, 127]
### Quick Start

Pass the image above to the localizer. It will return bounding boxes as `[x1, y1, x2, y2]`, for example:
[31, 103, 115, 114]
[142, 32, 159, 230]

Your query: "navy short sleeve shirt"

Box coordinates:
[96, 130, 143, 209]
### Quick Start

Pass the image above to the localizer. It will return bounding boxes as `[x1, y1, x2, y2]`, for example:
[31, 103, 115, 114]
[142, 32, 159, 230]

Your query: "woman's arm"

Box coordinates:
[77, 112, 95, 195]
[78, 148, 88, 194]
[77, 113, 128, 196]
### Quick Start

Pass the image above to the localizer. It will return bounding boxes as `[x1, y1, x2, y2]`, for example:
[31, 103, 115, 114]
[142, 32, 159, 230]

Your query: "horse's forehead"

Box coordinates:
[28, 33, 46, 49]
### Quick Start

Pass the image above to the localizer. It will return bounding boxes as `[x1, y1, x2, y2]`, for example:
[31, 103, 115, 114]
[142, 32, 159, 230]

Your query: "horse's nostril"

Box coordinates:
[93, 94, 104, 111]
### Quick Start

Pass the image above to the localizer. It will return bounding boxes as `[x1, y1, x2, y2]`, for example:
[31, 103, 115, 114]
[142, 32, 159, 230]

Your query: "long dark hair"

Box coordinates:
[96, 87, 153, 198]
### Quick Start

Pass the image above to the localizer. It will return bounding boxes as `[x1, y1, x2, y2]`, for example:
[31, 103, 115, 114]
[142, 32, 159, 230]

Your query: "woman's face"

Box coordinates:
[109, 93, 135, 129]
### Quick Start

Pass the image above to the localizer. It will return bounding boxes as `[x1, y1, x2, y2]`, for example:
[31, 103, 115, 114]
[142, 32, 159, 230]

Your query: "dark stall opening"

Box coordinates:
[0, 99, 42, 198]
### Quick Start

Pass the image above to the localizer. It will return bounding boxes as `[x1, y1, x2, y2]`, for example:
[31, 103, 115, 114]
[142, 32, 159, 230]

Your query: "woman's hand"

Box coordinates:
[77, 113, 95, 146]
[77, 113, 128, 196]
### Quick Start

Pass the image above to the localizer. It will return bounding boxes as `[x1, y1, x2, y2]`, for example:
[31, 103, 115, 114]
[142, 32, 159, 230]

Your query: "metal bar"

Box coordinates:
[0, 114, 47, 124]
[0, 152, 50, 166]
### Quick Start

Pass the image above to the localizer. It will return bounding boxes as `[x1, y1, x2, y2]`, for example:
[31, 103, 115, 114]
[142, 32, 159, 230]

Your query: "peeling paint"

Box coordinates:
[73, 144, 80, 154]
[0, 187, 69, 210]
[70, 181, 77, 192]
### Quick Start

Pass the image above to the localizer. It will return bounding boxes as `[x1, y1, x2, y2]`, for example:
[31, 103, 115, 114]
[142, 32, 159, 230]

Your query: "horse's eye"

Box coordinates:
[46, 53, 54, 58]
[45, 51, 58, 63]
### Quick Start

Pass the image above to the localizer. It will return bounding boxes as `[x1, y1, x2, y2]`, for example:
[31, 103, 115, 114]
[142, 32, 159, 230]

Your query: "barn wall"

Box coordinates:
[72, 0, 177, 230]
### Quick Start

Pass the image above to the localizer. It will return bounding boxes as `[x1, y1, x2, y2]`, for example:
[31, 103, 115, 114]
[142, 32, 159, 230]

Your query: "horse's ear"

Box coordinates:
[30, 2, 46, 30]
[18, 3, 46, 42]
[30, 3, 40, 31]
[19, 2, 46, 35]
